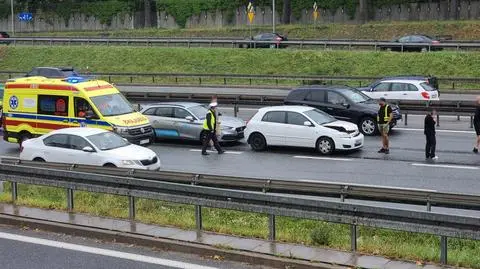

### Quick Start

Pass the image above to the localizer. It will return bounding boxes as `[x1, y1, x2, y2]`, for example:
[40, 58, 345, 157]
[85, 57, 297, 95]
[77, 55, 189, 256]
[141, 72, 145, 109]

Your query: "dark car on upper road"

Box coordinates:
[0, 31, 10, 45]
[239, 33, 288, 49]
[379, 35, 442, 52]
[284, 86, 402, 136]
[25, 67, 80, 78]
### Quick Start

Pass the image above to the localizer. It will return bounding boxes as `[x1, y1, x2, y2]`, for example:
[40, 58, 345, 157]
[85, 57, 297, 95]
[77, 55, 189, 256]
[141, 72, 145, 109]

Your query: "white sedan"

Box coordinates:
[20, 127, 161, 170]
[245, 106, 364, 155]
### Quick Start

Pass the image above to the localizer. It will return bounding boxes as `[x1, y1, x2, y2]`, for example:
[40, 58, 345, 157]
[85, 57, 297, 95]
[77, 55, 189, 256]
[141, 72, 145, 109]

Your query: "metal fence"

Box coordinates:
[1, 70, 479, 91]
[3, 37, 480, 51]
[0, 159, 479, 265]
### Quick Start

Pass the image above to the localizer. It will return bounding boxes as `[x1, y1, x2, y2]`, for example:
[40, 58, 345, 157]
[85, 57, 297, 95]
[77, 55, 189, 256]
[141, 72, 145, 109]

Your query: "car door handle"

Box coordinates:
[403, 93, 408, 95]
[327, 107, 333, 110]
[153, 120, 159, 124]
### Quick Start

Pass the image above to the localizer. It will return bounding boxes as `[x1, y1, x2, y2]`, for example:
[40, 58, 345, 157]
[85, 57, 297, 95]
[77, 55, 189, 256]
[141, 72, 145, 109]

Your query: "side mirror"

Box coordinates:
[342, 103, 350, 108]
[82, 146, 95, 152]
[303, 121, 313, 127]
[185, 115, 194, 121]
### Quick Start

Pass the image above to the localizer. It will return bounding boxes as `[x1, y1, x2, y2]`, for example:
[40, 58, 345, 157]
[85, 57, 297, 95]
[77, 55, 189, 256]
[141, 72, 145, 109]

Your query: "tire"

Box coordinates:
[19, 132, 32, 148]
[249, 133, 267, 151]
[316, 137, 335, 155]
[103, 163, 116, 168]
[359, 117, 377, 136]
[33, 157, 45, 162]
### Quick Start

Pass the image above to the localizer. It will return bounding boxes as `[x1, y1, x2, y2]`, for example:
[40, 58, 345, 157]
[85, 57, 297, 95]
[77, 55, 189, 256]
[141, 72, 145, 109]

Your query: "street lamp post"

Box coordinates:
[272, 0, 275, 33]
[10, 0, 14, 35]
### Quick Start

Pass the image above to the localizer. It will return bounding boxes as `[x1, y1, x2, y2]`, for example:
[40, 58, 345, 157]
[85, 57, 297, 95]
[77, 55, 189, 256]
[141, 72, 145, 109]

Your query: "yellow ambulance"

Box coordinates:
[2, 76, 154, 146]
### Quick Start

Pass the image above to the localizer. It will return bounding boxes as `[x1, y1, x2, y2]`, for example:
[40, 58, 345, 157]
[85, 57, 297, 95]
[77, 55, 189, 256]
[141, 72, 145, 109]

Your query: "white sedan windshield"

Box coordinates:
[87, 132, 130, 150]
[304, 109, 336, 125]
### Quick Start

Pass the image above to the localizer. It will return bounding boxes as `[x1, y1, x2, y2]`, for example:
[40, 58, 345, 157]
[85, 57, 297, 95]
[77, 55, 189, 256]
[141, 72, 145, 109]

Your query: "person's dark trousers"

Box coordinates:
[201, 131, 222, 153]
[425, 134, 436, 158]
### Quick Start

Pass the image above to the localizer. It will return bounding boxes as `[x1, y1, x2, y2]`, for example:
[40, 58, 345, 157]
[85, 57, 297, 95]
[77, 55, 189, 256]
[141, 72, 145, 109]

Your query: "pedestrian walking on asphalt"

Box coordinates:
[201, 102, 225, 156]
[377, 97, 393, 154]
[424, 109, 438, 160]
[473, 97, 480, 153]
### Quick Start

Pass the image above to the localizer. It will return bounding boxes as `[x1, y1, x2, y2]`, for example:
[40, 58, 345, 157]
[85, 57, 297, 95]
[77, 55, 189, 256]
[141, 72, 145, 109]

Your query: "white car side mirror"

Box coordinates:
[82, 146, 95, 152]
[303, 121, 313, 127]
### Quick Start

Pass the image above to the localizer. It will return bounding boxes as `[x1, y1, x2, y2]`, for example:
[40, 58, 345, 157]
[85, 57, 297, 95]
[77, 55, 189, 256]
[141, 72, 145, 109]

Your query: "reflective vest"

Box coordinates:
[203, 110, 216, 130]
[377, 105, 390, 122]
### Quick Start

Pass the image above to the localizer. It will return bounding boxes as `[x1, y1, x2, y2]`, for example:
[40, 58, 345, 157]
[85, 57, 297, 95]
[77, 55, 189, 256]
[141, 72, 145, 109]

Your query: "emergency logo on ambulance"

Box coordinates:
[9, 96, 18, 109]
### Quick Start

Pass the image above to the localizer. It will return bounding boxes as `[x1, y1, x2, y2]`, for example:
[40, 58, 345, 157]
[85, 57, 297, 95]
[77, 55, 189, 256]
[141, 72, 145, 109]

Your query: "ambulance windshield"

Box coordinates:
[90, 93, 134, 117]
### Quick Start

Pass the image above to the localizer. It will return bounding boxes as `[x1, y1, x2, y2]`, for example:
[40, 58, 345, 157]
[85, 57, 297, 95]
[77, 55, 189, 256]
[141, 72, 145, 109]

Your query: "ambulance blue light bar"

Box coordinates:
[64, 76, 85, 84]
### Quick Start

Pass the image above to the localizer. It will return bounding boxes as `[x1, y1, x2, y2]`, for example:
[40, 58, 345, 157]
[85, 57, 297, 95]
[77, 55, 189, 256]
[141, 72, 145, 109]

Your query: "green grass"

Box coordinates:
[0, 183, 479, 268]
[0, 46, 479, 90]
[14, 20, 480, 41]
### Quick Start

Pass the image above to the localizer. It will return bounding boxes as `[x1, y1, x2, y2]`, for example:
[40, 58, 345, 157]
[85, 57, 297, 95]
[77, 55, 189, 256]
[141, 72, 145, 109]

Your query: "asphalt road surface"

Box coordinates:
[119, 85, 479, 101]
[0, 225, 272, 269]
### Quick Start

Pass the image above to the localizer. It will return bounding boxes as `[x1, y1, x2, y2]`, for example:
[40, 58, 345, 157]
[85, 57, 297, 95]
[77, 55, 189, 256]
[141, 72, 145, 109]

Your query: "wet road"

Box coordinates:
[0, 225, 271, 269]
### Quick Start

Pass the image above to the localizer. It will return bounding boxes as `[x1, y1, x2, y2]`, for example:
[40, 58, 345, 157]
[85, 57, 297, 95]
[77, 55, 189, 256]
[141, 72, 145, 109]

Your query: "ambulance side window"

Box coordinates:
[75, 97, 97, 119]
[38, 95, 69, 116]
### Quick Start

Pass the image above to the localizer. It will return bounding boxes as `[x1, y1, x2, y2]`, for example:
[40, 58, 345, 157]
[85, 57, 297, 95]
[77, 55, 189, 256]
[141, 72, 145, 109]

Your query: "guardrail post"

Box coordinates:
[268, 214, 276, 241]
[195, 205, 202, 230]
[471, 116, 474, 128]
[440, 236, 448, 264]
[224, 78, 227, 85]
[350, 224, 357, 252]
[66, 188, 74, 211]
[129, 196, 136, 219]
[436, 113, 440, 127]
[404, 113, 408, 126]
[234, 103, 239, 117]
[11, 182, 17, 201]
[108, 76, 111, 83]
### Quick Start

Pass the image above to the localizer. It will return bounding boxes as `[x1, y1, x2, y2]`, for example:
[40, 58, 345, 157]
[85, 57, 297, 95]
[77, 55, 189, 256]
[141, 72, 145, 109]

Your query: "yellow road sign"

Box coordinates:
[313, 10, 319, 20]
[248, 12, 255, 24]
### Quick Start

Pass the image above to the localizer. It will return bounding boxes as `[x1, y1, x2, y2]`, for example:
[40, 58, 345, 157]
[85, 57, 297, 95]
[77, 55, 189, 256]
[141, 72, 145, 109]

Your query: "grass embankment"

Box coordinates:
[15, 20, 480, 41]
[0, 46, 479, 90]
[0, 183, 478, 268]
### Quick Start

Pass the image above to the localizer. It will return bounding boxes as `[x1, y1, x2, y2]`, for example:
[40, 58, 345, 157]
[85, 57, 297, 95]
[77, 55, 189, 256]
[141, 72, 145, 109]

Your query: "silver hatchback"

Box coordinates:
[140, 102, 246, 142]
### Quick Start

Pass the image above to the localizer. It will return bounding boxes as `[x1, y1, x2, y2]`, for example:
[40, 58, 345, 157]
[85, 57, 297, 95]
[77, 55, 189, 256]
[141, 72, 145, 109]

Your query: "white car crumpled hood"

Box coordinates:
[323, 120, 358, 132]
[106, 144, 157, 161]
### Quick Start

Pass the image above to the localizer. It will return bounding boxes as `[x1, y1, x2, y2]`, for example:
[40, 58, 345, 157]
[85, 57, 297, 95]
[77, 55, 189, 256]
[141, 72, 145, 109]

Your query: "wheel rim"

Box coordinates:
[252, 136, 264, 149]
[361, 119, 375, 135]
[318, 140, 332, 154]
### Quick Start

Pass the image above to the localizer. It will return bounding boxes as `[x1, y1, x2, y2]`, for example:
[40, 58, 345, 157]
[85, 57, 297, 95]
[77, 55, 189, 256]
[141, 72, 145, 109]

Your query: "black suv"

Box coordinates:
[25, 67, 80, 78]
[284, 86, 402, 136]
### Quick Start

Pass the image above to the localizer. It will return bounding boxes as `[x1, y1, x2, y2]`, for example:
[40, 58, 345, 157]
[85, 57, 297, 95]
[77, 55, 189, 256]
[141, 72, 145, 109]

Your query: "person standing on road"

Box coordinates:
[377, 97, 393, 154]
[201, 102, 225, 156]
[424, 109, 438, 160]
[473, 97, 480, 153]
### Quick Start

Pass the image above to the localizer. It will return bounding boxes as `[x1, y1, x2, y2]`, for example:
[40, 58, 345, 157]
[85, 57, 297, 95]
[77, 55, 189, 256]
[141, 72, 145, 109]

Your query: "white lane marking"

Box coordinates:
[395, 128, 474, 134]
[189, 149, 243, 154]
[0, 232, 219, 269]
[293, 155, 353, 161]
[411, 163, 479, 170]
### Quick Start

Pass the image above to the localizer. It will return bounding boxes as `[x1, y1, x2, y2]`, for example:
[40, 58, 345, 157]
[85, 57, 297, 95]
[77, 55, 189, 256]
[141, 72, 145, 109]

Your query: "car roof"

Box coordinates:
[293, 85, 352, 91]
[259, 105, 314, 113]
[31, 67, 75, 71]
[143, 102, 203, 109]
[47, 127, 108, 136]
[379, 79, 424, 83]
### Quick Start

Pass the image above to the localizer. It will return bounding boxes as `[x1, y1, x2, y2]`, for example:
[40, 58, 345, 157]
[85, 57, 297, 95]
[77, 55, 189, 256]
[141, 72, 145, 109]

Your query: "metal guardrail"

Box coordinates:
[1, 70, 479, 91]
[0, 160, 479, 265]
[3, 37, 480, 51]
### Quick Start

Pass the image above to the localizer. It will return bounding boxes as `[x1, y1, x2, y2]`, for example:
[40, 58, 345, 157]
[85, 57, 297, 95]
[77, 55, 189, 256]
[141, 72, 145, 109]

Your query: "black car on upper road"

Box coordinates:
[0, 31, 10, 45]
[379, 35, 442, 52]
[25, 67, 81, 78]
[239, 33, 288, 49]
[284, 86, 402, 136]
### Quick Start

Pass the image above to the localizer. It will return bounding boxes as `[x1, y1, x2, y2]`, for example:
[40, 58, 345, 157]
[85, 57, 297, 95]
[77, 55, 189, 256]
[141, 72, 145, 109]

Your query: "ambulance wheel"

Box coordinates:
[19, 132, 32, 147]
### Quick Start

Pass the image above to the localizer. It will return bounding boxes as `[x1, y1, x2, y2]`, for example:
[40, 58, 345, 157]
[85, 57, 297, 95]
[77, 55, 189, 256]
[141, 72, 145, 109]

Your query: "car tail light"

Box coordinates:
[421, 91, 430, 99]
[275, 37, 282, 41]
[432, 40, 440, 44]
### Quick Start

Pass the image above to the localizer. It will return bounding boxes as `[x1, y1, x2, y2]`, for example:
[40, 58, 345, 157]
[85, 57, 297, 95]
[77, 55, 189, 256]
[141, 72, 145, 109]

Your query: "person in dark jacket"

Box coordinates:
[473, 97, 480, 153]
[424, 109, 437, 159]
[201, 102, 225, 156]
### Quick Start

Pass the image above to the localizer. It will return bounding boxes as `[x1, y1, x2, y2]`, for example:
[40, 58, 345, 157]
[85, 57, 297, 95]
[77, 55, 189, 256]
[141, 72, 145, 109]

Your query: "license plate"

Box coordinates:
[140, 139, 150, 145]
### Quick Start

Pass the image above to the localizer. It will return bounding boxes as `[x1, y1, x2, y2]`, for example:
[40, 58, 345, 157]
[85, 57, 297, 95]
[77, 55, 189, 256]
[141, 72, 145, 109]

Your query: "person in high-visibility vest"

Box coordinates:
[201, 102, 225, 155]
[377, 97, 393, 154]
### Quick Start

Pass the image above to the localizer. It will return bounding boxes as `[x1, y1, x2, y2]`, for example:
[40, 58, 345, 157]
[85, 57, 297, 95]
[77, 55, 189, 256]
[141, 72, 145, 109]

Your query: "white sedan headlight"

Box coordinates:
[121, 160, 140, 165]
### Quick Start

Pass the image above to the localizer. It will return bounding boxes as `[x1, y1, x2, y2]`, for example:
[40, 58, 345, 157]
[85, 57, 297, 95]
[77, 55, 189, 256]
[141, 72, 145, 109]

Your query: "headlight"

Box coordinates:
[339, 134, 351, 138]
[113, 126, 129, 134]
[121, 160, 140, 165]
